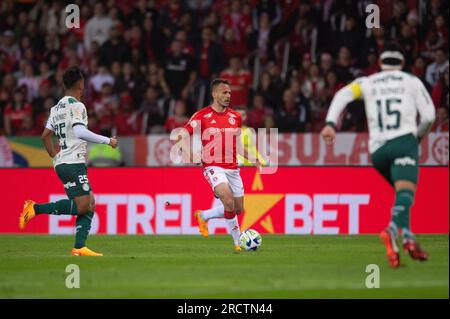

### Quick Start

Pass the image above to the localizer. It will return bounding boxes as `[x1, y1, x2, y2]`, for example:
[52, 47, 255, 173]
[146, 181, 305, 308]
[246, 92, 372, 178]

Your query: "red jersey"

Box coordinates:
[220, 69, 252, 108]
[4, 103, 32, 132]
[184, 106, 242, 169]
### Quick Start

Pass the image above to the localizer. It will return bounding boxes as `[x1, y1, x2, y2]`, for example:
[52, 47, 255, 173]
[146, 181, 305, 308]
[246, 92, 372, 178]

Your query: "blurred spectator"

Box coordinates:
[425, 48, 449, 88]
[253, 0, 281, 26]
[247, 94, 272, 129]
[334, 16, 363, 58]
[222, 0, 252, 43]
[99, 26, 131, 68]
[319, 52, 334, 76]
[253, 71, 278, 110]
[93, 82, 117, 115]
[195, 27, 225, 80]
[249, 12, 275, 64]
[301, 63, 325, 111]
[431, 107, 449, 132]
[3, 89, 32, 135]
[89, 65, 115, 94]
[113, 94, 141, 136]
[411, 56, 428, 86]
[0, 30, 20, 66]
[334, 46, 357, 84]
[140, 86, 166, 134]
[432, 67, 449, 110]
[222, 27, 248, 61]
[319, 70, 344, 109]
[142, 12, 166, 62]
[398, 22, 418, 66]
[163, 39, 197, 99]
[363, 50, 380, 76]
[434, 14, 448, 48]
[18, 62, 39, 101]
[164, 100, 189, 133]
[276, 88, 310, 132]
[221, 55, 252, 109]
[421, 29, 445, 62]
[114, 62, 146, 100]
[15, 115, 39, 136]
[84, 2, 113, 51]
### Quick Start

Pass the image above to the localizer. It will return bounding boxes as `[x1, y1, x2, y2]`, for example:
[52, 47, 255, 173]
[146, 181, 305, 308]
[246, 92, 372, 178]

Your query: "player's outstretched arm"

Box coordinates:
[41, 128, 58, 158]
[73, 125, 118, 148]
[322, 82, 361, 144]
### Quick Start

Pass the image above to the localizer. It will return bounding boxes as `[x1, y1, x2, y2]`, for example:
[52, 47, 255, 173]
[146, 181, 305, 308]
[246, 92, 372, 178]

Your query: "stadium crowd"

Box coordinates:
[0, 0, 448, 137]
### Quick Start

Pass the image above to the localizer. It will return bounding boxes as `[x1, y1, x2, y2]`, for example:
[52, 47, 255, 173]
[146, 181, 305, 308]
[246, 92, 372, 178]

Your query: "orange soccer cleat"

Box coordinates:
[380, 229, 400, 268]
[71, 247, 103, 256]
[19, 200, 36, 230]
[194, 210, 209, 237]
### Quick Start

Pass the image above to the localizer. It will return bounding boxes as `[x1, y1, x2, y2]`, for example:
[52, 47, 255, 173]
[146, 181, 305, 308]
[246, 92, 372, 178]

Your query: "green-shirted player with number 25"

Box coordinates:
[19, 67, 118, 256]
[321, 43, 436, 268]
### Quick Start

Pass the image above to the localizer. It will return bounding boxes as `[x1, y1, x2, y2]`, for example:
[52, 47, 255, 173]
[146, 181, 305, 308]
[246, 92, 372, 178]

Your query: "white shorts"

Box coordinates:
[203, 166, 244, 198]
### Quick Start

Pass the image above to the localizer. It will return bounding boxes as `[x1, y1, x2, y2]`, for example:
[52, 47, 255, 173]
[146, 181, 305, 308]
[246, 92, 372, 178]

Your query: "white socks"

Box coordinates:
[225, 216, 241, 246]
[200, 205, 224, 221]
[200, 206, 241, 246]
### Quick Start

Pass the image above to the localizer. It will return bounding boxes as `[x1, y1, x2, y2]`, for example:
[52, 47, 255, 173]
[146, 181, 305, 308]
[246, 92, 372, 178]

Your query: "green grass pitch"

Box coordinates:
[0, 235, 447, 298]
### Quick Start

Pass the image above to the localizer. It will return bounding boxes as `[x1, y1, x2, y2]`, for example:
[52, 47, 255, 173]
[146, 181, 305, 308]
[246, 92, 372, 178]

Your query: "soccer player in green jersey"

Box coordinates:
[19, 67, 118, 256]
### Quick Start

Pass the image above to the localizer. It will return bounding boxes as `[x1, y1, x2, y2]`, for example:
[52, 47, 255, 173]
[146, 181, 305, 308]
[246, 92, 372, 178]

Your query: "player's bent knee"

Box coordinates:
[394, 180, 416, 193]
[221, 196, 235, 211]
[77, 203, 90, 215]
[75, 199, 90, 215]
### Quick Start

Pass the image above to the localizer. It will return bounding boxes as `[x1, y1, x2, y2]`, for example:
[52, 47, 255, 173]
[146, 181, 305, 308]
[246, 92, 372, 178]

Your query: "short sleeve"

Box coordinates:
[45, 112, 54, 131]
[70, 102, 88, 127]
[183, 112, 201, 135]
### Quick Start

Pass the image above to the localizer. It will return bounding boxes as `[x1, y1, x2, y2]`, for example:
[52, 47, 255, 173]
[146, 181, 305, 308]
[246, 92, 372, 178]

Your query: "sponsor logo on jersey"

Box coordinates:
[204, 112, 213, 118]
[228, 113, 237, 118]
[394, 157, 416, 166]
[210, 119, 216, 124]
[190, 120, 198, 128]
[208, 127, 239, 133]
[82, 183, 90, 192]
[64, 182, 76, 189]
[228, 117, 236, 125]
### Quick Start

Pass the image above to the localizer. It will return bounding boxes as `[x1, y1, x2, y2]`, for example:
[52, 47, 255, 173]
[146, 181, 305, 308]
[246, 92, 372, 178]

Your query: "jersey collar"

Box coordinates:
[208, 105, 228, 116]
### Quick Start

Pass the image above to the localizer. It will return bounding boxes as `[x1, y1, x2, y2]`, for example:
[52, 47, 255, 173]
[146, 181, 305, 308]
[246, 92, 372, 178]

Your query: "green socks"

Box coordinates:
[391, 189, 415, 240]
[35, 200, 78, 215]
[74, 212, 94, 249]
[35, 200, 94, 249]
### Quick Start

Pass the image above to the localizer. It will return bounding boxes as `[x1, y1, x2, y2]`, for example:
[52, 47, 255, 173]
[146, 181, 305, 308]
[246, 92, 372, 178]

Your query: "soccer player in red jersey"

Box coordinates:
[181, 78, 259, 251]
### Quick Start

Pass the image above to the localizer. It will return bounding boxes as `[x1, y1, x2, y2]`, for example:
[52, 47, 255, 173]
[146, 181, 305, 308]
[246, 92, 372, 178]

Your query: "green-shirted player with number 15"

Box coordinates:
[321, 43, 436, 268]
[19, 67, 118, 256]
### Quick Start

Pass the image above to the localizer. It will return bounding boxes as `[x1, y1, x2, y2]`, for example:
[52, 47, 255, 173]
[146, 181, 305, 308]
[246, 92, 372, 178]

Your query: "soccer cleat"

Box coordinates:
[380, 229, 400, 268]
[194, 210, 209, 237]
[403, 238, 429, 262]
[71, 247, 103, 257]
[19, 200, 36, 230]
[234, 245, 242, 252]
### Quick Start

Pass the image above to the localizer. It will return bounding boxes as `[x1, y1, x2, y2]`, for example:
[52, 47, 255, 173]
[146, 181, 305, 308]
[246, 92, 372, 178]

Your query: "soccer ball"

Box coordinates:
[239, 229, 262, 251]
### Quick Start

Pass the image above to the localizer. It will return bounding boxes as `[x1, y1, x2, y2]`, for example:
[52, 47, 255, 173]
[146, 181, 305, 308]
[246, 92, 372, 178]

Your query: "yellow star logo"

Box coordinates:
[241, 170, 284, 233]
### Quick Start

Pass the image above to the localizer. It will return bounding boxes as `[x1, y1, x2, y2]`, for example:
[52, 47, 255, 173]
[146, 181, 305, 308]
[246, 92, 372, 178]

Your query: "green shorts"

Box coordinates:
[55, 163, 92, 199]
[371, 134, 419, 185]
